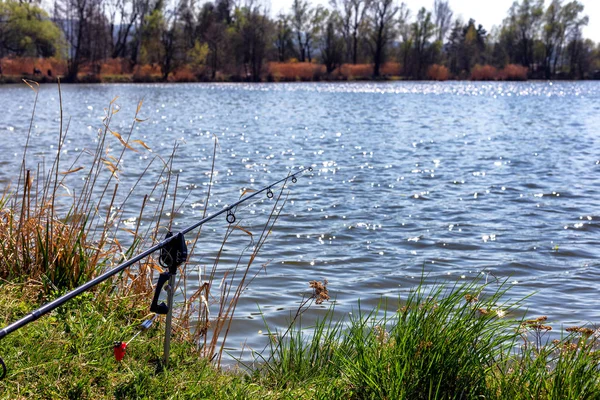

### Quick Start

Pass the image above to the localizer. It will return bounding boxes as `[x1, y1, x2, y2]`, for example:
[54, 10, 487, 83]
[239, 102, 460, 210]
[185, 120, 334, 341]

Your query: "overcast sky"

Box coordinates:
[266, 0, 600, 43]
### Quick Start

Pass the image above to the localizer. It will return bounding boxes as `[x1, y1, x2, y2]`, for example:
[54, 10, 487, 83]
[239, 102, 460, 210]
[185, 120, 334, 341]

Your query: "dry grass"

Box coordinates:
[176, 175, 295, 365]
[0, 57, 66, 77]
[268, 62, 325, 81]
[1, 57, 529, 83]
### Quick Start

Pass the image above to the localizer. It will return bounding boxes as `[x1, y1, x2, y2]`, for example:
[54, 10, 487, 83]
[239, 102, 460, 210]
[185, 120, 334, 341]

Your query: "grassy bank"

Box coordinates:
[0, 282, 263, 399]
[1, 280, 600, 399]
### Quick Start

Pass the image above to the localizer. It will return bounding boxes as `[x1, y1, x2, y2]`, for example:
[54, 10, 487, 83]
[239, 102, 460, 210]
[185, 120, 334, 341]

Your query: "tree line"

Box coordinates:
[0, 0, 598, 81]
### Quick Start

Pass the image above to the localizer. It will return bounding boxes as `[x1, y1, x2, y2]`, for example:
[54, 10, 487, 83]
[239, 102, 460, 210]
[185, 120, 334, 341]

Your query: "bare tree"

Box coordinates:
[368, 0, 397, 77]
[57, 0, 110, 80]
[291, 0, 311, 61]
[234, 3, 272, 81]
[433, 0, 452, 43]
[160, 9, 179, 80]
[275, 13, 293, 61]
[330, 0, 353, 62]
[411, 7, 435, 78]
[331, 0, 371, 64]
[564, 3, 588, 78]
[554, 0, 588, 75]
[514, 0, 544, 68]
[397, 2, 411, 74]
[197, 2, 226, 79]
[105, 0, 138, 59]
[129, 0, 155, 66]
[317, 10, 344, 72]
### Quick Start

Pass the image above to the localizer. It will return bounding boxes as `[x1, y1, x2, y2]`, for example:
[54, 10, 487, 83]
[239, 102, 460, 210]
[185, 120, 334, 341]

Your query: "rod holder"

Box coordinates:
[163, 273, 176, 367]
[150, 272, 171, 315]
[153, 231, 188, 368]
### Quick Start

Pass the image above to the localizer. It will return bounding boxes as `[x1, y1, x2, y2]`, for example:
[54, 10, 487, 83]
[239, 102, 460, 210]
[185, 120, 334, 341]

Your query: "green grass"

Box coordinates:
[0, 282, 262, 399]
[1, 279, 600, 399]
[255, 280, 600, 399]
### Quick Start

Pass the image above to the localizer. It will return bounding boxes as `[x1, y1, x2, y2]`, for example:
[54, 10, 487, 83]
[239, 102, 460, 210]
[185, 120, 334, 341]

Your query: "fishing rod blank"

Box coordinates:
[0, 166, 311, 375]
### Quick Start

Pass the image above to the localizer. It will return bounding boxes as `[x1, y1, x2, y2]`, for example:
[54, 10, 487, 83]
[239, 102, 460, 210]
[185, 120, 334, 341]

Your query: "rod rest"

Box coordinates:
[149, 232, 188, 315]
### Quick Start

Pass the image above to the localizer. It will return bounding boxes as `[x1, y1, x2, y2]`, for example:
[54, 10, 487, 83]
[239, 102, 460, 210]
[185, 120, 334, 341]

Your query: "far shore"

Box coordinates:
[2, 58, 598, 85]
[3, 74, 599, 85]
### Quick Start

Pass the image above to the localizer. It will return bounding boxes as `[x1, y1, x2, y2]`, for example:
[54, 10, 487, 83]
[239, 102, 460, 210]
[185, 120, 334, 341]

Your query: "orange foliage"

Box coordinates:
[0, 57, 529, 83]
[499, 64, 528, 81]
[99, 58, 131, 75]
[133, 64, 162, 80]
[469, 63, 528, 81]
[0, 57, 66, 76]
[268, 62, 325, 81]
[168, 66, 197, 82]
[427, 64, 450, 81]
[380, 62, 401, 76]
[471, 64, 498, 80]
[339, 63, 373, 79]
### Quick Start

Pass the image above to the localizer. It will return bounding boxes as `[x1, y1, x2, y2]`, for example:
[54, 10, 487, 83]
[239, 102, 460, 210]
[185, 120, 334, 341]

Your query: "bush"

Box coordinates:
[427, 64, 450, 81]
[339, 63, 372, 79]
[132, 64, 162, 82]
[99, 58, 131, 75]
[101, 74, 134, 83]
[0, 57, 65, 77]
[168, 65, 197, 82]
[500, 64, 529, 81]
[267, 62, 325, 81]
[471, 64, 499, 80]
[380, 62, 402, 76]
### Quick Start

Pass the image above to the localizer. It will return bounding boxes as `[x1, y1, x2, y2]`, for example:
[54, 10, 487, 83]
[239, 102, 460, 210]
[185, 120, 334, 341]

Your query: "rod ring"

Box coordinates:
[308, 167, 313, 172]
[266, 188, 274, 199]
[226, 210, 236, 224]
[292, 177, 297, 183]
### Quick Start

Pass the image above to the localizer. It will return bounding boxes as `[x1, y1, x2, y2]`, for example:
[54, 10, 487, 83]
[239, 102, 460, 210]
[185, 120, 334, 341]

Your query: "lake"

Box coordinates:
[1, 81, 599, 361]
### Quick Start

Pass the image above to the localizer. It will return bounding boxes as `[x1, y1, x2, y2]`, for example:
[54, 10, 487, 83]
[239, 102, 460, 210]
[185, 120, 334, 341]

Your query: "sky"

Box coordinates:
[266, 0, 600, 44]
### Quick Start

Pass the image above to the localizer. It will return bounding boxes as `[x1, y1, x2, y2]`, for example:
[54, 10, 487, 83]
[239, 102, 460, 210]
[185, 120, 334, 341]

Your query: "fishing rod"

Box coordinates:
[0, 166, 312, 378]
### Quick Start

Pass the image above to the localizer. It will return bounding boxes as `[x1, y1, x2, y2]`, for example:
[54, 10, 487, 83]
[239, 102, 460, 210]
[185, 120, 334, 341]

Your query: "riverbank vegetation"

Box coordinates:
[0, 0, 598, 83]
[2, 278, 600, 398]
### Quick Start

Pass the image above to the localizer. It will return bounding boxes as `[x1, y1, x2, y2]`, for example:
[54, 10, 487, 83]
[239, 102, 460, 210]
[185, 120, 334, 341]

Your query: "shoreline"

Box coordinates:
[2, 75, 599, 85]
